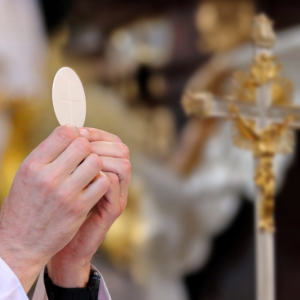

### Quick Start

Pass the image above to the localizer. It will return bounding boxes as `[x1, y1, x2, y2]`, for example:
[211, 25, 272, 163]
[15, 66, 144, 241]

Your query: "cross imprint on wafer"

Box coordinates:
[52, 67, 86, 127]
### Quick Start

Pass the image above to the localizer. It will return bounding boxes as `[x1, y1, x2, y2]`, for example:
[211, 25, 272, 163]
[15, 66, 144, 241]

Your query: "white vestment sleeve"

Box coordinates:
[32, 265, 111, 300]
[0, 257, 28, 300]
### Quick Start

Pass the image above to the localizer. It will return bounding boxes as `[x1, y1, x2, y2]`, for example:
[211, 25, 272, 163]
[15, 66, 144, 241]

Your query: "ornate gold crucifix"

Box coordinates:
[182, 14, 300, 300]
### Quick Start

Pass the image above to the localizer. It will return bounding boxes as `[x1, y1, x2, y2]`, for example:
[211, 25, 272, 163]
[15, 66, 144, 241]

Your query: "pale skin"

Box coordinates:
[49, 127, 131, 288]
[0, 125, 131, 292]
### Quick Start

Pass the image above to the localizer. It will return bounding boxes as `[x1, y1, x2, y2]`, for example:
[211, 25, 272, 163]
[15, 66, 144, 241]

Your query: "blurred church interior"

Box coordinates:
[1, 0, 300, 299]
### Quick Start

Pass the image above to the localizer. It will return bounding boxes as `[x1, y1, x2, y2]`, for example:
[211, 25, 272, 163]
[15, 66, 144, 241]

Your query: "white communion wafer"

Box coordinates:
[52, 67, 86, 127]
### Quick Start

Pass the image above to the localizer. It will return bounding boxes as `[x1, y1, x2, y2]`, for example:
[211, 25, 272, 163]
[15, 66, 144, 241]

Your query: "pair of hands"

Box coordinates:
[0, 125, 131, 292]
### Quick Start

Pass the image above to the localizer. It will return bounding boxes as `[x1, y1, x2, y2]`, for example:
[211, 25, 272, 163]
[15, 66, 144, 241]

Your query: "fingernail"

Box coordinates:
[65, 124, 77, 132]
[79, 128, 89, 137]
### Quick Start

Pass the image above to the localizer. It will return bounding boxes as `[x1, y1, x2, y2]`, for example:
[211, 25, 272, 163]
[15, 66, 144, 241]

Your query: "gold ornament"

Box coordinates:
[230, 71, 256, 102]
[229, 105, 296, 231]
[272, 77, 294, 106]
[252, 14, 276, 49]
[182, 13, 299, 233]
[195, 0, 254, 52]
[250, 54, 281, 85]
[230, 71, 293, 106]
[181, 91, 212, 118]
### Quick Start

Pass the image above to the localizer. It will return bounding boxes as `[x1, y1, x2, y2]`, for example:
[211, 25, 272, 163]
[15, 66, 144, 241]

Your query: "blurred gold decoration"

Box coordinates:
[182, 14, 300, 233]
[230, 106, 295, 154]
[195, 0, 255, 52]
[0, 100, 37, 203]
[229, 71, 256, 102]
[182, 91, 212, 117]
[229, 52, 294, 107]
[250, 54, 281, 85]
[252, 14, 276, 49]
[232, 54, 281, 92]
[230, 71, 293, 105]
[272, 77, 294, 105]
[230, 106, 296, 231]
[174, 0, 255, 176]
[182, 63, 296, 233]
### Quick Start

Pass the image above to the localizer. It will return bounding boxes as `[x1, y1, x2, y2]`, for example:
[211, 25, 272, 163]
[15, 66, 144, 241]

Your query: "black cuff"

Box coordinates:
[44, 267, 100, 300]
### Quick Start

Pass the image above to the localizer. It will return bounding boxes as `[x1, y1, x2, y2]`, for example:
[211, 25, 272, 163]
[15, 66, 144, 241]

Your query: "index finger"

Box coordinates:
[79, 127, 122, 143]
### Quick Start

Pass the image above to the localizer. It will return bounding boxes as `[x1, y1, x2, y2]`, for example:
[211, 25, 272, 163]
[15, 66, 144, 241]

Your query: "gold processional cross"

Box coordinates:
[182, 14, 300, 300]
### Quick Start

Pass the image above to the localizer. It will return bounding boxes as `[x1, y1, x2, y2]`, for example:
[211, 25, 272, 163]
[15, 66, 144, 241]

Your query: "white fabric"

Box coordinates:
[0, 257, 28, 300]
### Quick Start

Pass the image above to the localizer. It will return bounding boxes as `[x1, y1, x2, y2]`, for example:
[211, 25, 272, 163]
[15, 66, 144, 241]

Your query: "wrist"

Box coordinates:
[0, 238, 45, 293]
[48, 258, 91, 288]
[44, 267, 101, 300]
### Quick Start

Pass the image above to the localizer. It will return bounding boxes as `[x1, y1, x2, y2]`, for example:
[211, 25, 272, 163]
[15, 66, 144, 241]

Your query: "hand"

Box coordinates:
[0, 125, 110, 292]
[48, 128, 131, 288]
